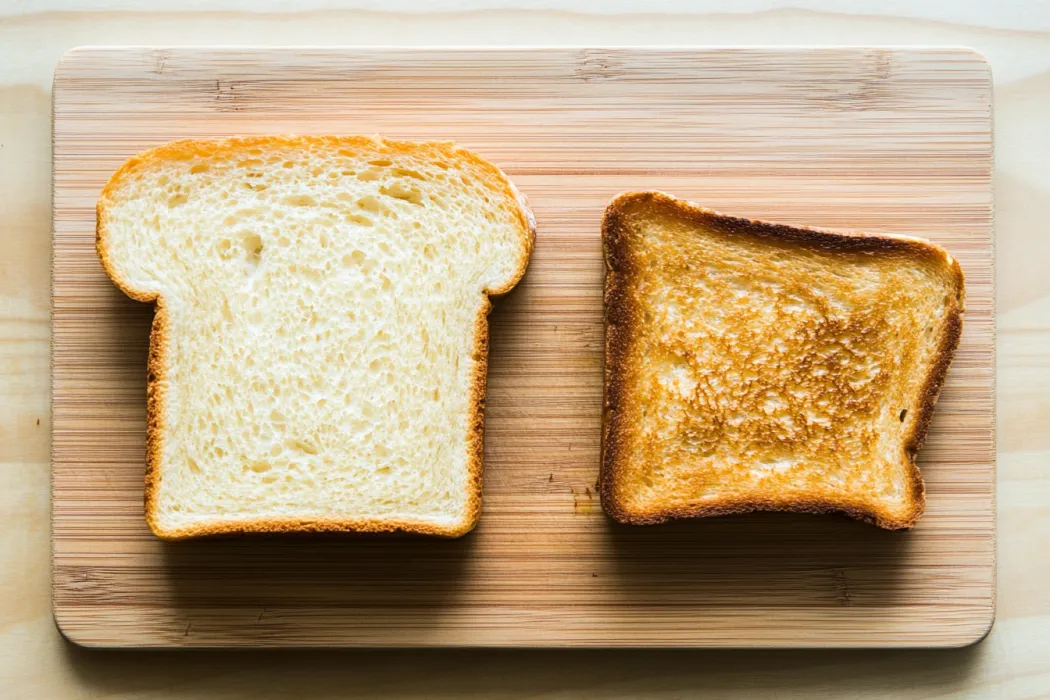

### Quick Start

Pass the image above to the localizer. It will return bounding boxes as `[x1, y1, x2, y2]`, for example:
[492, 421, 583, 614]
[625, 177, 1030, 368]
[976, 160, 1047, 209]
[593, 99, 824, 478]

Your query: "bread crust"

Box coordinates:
[96, 136, 535, 540]
[600, 191, 964, 530]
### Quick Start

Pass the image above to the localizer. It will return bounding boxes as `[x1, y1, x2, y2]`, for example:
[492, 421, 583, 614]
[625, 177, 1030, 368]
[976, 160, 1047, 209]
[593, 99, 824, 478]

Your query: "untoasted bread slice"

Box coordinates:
[97, 136, 534, 539]
[601, 191, 963, 530]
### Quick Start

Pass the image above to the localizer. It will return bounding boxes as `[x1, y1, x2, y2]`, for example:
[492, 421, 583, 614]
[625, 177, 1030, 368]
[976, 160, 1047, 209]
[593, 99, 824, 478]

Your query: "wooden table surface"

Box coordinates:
[2, 0, 1048, 696]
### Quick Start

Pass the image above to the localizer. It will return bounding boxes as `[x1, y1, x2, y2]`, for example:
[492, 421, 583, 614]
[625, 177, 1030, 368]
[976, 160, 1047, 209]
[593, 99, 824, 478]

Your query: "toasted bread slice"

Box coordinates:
[97, 136, 534, 539]
[601, 191, 964, 529]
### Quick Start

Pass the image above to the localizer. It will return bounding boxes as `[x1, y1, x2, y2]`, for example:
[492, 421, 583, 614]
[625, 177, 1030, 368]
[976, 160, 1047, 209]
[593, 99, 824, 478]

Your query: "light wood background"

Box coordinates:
[52, 47, 993, 648]
[3, 0, 1049, 696]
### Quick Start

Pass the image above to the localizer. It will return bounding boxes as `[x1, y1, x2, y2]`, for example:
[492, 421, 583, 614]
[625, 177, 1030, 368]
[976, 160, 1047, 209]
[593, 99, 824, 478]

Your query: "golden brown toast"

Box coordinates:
[600, 191, 964, 530]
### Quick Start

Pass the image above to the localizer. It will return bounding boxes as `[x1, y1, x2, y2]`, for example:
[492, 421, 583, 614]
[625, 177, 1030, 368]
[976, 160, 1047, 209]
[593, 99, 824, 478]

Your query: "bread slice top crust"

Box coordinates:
[97, 136, 534, 539]
[601, 191, 964, 530]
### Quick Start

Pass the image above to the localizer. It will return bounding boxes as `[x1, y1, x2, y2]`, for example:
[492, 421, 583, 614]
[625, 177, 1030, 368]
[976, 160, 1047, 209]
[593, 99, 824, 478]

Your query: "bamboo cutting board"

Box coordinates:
[52, 47, 994, 647]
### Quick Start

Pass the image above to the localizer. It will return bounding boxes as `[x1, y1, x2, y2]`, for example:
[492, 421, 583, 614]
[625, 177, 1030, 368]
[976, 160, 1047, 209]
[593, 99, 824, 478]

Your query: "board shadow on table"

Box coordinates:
[59, 634, 986, 698]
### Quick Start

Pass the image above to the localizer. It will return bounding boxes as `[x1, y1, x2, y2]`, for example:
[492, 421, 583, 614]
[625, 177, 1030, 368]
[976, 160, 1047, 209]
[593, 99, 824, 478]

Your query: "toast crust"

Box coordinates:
[600, 191, 964, 530]
[97, 135, 535, 540]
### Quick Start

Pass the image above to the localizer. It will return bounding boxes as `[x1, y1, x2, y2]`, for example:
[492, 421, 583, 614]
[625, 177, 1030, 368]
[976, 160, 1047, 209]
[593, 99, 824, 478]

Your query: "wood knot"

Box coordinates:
[575, 49, 622, 82]
[213, 79, 245, 112]
[831, 567, 854, 607]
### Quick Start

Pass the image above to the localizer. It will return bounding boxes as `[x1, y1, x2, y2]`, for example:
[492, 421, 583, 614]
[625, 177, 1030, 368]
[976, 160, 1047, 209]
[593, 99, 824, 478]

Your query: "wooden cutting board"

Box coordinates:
[52, 47, 994, 647]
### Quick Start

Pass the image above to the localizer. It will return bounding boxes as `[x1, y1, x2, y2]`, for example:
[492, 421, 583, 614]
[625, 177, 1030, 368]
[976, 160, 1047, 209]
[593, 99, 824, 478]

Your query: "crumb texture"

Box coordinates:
[98, 136, 533, 537]
[602, 192, 963, 529]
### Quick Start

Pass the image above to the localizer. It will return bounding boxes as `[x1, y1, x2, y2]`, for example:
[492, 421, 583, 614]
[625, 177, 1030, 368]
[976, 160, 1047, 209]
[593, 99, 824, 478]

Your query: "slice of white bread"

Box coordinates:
[97, 136, 535, 539]
[601, 191, 964, 530]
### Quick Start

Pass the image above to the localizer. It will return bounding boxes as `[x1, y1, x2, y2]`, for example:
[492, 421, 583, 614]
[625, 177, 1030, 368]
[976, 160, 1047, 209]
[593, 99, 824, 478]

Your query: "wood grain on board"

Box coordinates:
[52, 47, 994, 647]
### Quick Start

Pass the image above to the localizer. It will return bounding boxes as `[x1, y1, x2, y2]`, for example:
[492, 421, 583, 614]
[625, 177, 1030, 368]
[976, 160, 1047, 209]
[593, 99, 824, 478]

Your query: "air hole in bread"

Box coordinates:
[282, 194, 317, 207]
[288, 439, 319, 455]
[345, 213, 373, 227]
[341, 250, 366, 267]
[392, 167, 427, 181]
[380, 183, 424, 206]
[356, 196, 382, 214]
[190, 163, 210, 175]
[241, 233, 263, 268]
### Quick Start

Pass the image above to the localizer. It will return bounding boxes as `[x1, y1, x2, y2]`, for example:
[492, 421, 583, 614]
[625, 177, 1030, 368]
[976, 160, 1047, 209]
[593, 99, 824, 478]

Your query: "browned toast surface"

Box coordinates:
[601, 191, 964, 529]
